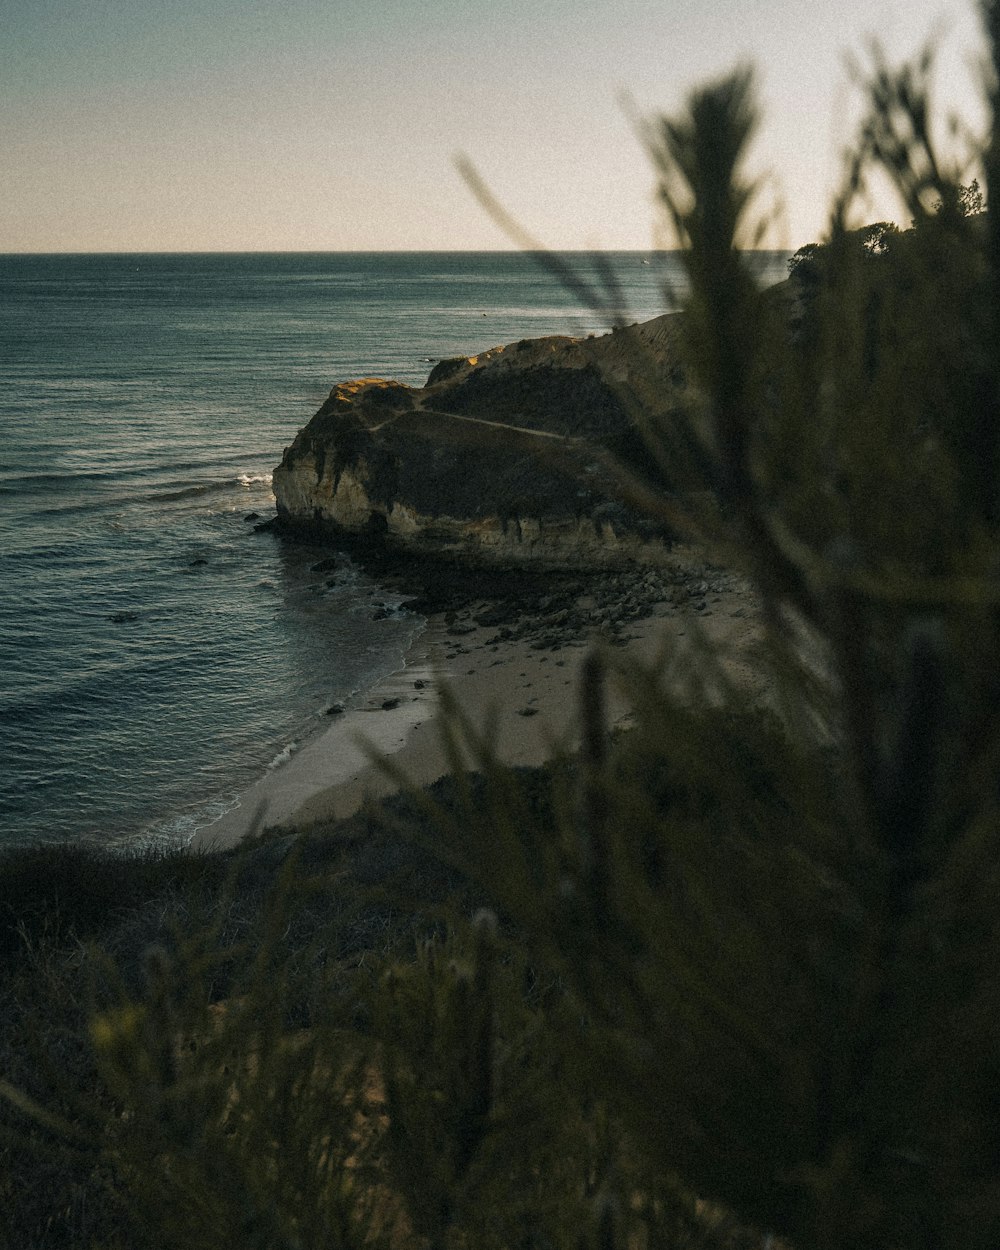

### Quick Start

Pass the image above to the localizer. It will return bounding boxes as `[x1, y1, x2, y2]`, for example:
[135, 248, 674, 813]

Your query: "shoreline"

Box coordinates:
[189, 624, 444, 851]
[191, 550, 764, 852]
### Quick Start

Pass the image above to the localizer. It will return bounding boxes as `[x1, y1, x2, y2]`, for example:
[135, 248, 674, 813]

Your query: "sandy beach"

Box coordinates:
[191, 552, 763, 852]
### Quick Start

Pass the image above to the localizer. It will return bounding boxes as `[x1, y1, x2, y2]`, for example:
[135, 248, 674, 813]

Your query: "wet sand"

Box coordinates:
[191, 557, 763, 851]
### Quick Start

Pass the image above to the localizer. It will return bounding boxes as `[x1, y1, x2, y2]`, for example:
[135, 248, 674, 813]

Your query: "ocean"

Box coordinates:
[0, 251, 788, 851]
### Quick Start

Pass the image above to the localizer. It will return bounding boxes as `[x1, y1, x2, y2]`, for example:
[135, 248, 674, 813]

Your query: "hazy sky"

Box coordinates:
[1, 0, 988, 252]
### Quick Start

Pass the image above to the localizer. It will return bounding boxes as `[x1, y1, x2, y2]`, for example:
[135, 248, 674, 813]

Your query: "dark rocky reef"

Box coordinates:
[272, 313, 692, 568]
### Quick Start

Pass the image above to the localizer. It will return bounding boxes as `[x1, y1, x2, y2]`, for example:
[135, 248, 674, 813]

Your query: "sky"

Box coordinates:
[0, 0, 989, 252]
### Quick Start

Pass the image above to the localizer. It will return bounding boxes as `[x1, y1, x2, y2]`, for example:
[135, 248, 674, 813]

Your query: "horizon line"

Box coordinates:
[0, 246, 793, 257]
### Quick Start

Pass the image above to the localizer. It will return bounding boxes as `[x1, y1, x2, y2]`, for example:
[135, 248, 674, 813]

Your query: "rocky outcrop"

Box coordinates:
[272, 313, 691, 568]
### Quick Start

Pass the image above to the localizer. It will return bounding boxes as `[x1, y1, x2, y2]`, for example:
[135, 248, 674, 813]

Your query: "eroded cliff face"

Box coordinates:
[272, 314, 690, 567]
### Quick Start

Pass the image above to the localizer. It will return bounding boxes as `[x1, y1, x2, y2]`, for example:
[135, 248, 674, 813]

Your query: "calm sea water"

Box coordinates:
[0, 251, 788, 850]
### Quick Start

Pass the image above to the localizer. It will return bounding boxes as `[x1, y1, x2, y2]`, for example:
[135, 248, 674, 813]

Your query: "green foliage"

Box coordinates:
[786, 220, 898, 282]
[559, 13, 1000, 1244]
[0, 841, 228, 965]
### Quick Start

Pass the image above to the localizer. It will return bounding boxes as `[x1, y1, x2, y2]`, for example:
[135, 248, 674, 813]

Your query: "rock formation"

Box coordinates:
[272, 313, 692, 568]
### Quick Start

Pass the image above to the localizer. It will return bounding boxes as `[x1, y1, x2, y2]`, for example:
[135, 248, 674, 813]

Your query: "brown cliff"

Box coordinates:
[272, 313, 691, 567]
